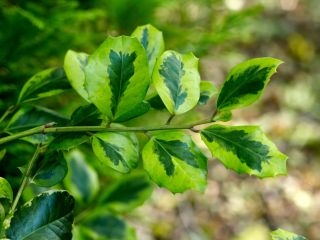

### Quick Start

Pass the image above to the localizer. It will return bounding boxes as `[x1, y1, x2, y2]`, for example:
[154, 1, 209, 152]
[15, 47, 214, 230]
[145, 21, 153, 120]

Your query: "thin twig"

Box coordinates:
[9, 144, 42, 215]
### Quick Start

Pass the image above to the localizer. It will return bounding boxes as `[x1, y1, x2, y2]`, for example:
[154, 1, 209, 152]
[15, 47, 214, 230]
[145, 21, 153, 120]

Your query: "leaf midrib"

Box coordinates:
[203, 129, 266, 161]
[19, 212, 72, 239]
[218, 66, 269, 109]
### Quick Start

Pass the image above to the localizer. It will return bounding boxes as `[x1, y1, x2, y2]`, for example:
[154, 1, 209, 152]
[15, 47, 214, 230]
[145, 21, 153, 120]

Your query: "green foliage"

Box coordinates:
[92, 132, 139, 173]
[31, 151, 68, 187]
[152, 50, 200, 115]
[98, 173, 153, 213]
[18, 67, 70, 104]
[131, 24, 165, 73]
[74, 211, 137, 240]
[84, 36, 149, 121]
[142, 131, 207, 193]
[217, 58, 283, 112]
[6, 191, 75, 239]
[271, 229, 307, 240]
[0, 23, 295, 239]
[0, 178, 13, 204]
[63, 149, 99, 203]
[201, 125, 287, 177]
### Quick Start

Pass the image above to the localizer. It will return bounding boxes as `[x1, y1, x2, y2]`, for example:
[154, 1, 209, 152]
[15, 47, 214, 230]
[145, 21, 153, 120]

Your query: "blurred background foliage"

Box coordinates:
[0, 0, 319, 239]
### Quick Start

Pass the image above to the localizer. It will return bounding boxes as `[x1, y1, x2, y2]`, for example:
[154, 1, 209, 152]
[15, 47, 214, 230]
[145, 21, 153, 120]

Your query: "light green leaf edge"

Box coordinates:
[217, 57, 283, 112]
[152, 50, 201, 115]
[271, 228, 307, 240]
[131, 24, 165, 74]
[92, 132, 139, 174]
[84, 36, 149, 121]
[142, 131, 207, 193]
[64, 50, 90, 102]
[18, 67, 69, 104]
[0, 178, 13, 203]
[201, 124, 288, 178]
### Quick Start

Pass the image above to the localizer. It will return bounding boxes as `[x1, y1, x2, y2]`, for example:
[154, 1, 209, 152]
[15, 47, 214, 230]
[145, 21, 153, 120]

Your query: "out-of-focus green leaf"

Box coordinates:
[48, 133, 90, 151]
[198, 80, 217, 105]
[142, 131, 207, 193]
[201, 124, 287, 177]
[64, 50, 90, 102]
[99, 173, 153, 213]
[6, 105, 68, 132]
[217, 58, 283, 111]
[0, 177, 13, 203]
[131, 24, 165, 73]
[77, 211, 136, 240]
[18, 67, 70, 104]
[92, 132, 139, 173]
[6, 190, 75, 240]
[64, 149, 99, 203]
[271, 228, 307, 240]
[0, 149, 6, 162]
[84, 36, 149, 121]
[70, 104, 102, 126]
[152, 50, 200, 115]
[31, 151, 68, 187]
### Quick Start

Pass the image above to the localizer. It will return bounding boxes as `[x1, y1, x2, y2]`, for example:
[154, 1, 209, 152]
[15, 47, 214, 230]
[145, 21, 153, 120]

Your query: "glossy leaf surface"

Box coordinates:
[201, 124, 287, 177]
[6, 191, 75, 240]
[84, 36, 149, 121]
[64, 50, 90, 101]
[18, 67, 70, 103]
[152, 50, 200, 115]
[271, 229, 307, 240]
[142, 131, 207, 193]
[92, 132, 139, 173]
[217, 57, 282, 111]
[131, 24, 165, 73]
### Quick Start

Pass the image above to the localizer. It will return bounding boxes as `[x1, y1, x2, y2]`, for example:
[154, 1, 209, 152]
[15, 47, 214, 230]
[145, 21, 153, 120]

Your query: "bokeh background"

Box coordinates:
[1, 0, 319, 239]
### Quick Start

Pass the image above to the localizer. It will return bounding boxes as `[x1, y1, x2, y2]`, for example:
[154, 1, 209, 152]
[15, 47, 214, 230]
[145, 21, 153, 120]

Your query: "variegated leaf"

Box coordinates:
[64, 50, 90, 102]
[84, 36, 149, 121]
[92, 132, 139, 173]
[201, 124, 287, 177]
[152, 50, 200, 115]
[131, 24, 165, 73]
[142, 131, 207, 193]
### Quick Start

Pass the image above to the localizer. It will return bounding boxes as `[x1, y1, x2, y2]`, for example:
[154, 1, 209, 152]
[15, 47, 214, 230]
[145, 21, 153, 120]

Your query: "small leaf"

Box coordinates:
[142, 131, 207, 193]
[92, 132, 139, 173]
[0, 177, 13, 203]
[31, 151, 68, 187]
[64, 149, 99, 203]
[49, 133, 90, 151]
[131, 24, 165, 73]
[99, 173, 153, 213]
[18, 67, 70, 103]
[6, 190, 75, 240]
[70, 104, 102, 126]
[78, 211, 136, 240]
[6, 105, 68, 132]
[213, 110, 232, 122]
[198, 80, 217, 105]
[84, 36, 149, 121]
[271, 229, 307, 240]
[152, 50, 201, 115]
[201, 124, 287, 177]
[64, 50, 90, 102]
[217, 57, 283, 111]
